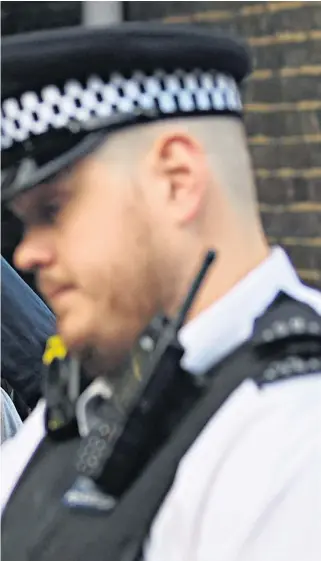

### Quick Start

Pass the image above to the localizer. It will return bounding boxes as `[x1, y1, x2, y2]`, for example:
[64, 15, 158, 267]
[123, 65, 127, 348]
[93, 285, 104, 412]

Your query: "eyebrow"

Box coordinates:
[9, 198, 30, 221]
[9, 163, 79, 223]
[11, 176, 64, 213]
[9, 200, 38, 224]
[10, 189, 51, 223]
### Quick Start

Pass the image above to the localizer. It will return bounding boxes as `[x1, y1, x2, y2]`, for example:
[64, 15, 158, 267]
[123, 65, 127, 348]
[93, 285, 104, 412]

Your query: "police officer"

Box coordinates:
[1, 23, 321, 561]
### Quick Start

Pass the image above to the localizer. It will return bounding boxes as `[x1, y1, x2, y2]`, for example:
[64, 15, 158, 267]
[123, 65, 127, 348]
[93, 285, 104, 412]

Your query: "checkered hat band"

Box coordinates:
[1, 69, 242, 151]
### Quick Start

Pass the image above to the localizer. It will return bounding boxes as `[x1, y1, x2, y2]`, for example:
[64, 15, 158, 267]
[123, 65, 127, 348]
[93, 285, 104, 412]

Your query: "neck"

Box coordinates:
[181, 233, 270, 324]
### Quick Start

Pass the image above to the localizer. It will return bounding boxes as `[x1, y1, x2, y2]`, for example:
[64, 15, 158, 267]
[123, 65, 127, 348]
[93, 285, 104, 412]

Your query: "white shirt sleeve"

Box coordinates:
[1, 388, 23, 443]
[235, 456, 321, 561]
[194, 382, 321, 561]
[146, 376, 321, 561]
[1, 400, 46, 514]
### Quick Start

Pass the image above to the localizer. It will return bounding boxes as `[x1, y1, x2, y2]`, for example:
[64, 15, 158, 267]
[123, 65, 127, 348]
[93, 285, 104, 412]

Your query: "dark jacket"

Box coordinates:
[1, 257, 56, 413]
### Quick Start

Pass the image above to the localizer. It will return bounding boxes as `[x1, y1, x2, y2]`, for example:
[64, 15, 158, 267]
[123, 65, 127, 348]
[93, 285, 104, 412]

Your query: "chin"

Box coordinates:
[56, 313, 94, 354]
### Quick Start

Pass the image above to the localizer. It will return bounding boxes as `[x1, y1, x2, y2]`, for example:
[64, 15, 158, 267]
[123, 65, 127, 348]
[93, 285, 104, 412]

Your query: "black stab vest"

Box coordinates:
[2, 292, 321, 561]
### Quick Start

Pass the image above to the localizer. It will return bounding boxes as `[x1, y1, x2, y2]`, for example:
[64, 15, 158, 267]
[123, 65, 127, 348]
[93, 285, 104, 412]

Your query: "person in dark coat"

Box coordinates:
[1, 257, 56, 417]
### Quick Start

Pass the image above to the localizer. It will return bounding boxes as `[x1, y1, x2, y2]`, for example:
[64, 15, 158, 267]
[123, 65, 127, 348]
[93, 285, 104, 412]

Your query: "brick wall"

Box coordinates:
[125, 1, 321, 288]
[1, 1, 82, 35]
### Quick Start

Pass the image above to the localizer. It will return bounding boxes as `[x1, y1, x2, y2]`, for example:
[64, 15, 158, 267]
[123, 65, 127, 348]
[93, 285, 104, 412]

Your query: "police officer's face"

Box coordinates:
[12, 155, 167, 363]
[12, 127, 207, 366]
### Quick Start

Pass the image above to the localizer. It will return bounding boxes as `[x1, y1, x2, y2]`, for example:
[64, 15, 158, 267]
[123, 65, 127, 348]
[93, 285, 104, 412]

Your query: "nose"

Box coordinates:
[14, 228, 55, 273]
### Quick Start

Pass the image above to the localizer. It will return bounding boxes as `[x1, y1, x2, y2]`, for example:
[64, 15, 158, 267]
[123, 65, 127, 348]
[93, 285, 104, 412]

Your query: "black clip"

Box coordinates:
[45, 355, 81, 440]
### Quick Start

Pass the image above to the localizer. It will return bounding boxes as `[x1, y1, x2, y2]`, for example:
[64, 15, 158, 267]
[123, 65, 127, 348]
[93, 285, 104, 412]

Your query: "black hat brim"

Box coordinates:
[1, 131, 107, 203]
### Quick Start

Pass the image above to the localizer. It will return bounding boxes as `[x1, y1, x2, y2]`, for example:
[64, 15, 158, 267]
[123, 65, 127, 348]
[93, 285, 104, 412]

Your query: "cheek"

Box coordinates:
[58, 201, 111, 288]
[59, 192, 139, 299]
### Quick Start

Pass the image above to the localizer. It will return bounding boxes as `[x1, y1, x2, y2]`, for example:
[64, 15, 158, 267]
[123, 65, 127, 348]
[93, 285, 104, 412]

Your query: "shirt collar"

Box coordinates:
[179, 247, 303, 374]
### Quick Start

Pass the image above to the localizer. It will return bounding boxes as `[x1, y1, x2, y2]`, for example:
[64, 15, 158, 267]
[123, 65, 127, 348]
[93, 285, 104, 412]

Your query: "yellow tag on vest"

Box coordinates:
[43, 335, 67, 365]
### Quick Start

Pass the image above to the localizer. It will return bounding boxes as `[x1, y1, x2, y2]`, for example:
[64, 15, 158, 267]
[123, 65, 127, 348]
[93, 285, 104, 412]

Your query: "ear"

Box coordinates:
[152, 129, 209, 225]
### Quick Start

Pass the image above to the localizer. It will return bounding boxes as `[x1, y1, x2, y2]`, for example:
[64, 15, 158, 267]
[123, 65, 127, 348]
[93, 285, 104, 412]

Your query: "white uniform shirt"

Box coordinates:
[145, 247, 321, 561]
[2, 248, 321, 561]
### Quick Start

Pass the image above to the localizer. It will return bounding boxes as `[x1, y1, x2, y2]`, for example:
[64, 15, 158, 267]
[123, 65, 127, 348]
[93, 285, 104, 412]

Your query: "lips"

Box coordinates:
[49, 287, 66, 299]
[42, 284, 74, 306]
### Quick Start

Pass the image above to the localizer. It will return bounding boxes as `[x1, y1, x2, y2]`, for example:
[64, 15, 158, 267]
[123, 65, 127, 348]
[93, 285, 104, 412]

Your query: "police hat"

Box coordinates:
[1, 23, 251, 202]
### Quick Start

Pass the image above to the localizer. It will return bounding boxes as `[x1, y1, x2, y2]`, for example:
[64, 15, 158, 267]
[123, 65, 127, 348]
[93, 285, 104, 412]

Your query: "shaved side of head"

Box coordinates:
[96, 116, 260, 231]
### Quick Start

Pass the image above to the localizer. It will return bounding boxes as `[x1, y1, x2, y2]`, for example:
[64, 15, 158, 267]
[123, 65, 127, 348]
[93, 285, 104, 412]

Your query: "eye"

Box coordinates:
[13, 179, 73, 228]
[38, 199, 63, 225]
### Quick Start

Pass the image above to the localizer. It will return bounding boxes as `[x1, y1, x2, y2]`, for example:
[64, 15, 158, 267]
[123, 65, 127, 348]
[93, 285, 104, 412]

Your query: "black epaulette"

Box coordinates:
[252, 291, 321, 386]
